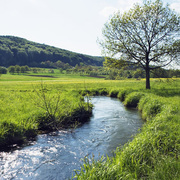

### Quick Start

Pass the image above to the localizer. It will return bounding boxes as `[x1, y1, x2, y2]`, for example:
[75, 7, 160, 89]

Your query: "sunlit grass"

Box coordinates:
[74, 90, 180, 180]
[0, 73, 180, 179]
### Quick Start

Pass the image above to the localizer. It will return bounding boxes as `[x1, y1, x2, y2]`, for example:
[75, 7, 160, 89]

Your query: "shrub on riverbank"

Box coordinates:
[117, 88, 134, 101]
[74, 91, 180, 179]
[0, 89, 92, 150]
[123, 91, 145, 107]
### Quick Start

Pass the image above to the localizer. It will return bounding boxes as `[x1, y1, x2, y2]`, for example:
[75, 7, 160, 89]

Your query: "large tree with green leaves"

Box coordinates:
[100, 0, 180, 89]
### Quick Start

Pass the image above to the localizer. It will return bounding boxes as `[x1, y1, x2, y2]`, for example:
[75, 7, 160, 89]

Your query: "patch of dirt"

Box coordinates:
[27, 75, 57, 78]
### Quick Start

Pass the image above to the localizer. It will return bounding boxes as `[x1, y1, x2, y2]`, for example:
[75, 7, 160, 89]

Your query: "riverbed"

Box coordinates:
[0, 96, 143, 180]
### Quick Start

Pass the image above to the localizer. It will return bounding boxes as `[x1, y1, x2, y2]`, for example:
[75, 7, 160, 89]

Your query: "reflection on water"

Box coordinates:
[0, 97, 143, 180]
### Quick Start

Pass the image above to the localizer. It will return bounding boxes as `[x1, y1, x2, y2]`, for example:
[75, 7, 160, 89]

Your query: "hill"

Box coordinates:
[0, 36, 104, 67]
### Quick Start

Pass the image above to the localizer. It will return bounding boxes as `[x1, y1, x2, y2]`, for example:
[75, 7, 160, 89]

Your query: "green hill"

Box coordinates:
[0, 36, 104, 67]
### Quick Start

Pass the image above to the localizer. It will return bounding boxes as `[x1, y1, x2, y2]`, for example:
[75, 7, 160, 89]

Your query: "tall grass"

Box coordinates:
[0, 73, 180, 178]
[74, 85, 180, 179]
[0, 83, 92, 150]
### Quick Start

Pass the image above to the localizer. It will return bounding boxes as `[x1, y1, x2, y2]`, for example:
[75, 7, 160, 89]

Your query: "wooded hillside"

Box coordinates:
[0, 36, 104, 67]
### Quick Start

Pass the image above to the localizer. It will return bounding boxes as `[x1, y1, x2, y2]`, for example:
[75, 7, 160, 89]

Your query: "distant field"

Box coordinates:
[0, 72, 142, 90]
[1, 72, 179, 93]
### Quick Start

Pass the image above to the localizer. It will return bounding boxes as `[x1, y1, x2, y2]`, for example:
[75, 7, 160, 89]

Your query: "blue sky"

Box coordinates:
[0, 0, 179, 56]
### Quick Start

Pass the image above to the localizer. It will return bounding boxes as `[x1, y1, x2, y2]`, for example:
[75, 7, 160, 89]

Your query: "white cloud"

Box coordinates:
[117, 0, 142, 13]
[100, 6, 118, 17]
[170, 2, 180, 13]
[100, 0, 142, 18]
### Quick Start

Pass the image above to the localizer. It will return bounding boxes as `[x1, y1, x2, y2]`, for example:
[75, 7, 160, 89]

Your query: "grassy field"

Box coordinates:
[0, 72, 180, 179]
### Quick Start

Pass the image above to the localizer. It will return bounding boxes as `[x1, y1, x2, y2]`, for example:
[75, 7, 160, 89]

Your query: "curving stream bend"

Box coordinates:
[0, 96, 143, 180]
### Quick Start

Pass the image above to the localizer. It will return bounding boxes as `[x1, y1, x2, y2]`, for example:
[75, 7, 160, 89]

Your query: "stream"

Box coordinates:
[0, 96, 144, 180]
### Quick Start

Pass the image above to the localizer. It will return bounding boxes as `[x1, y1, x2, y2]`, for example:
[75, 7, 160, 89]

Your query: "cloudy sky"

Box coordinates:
[0, 0, 179, 56]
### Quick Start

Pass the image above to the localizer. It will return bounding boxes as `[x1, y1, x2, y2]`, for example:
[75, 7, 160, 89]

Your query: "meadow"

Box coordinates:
[0, 71, 180, 179]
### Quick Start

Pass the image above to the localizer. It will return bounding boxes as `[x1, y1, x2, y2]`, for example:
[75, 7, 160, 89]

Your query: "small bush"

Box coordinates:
[124, 92, 145, 107]
[99, 88, 109, 96]
[109, 89, 120, 97]
[138, 95, 163, 120]
[80, 89, 90, 96]
[81, 88, 109, 96]
[0, 121, 25, 148]
[117, 89, 133, 101]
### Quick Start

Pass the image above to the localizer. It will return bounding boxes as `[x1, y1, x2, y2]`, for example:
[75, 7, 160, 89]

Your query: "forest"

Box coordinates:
[0, 36, 104, 67]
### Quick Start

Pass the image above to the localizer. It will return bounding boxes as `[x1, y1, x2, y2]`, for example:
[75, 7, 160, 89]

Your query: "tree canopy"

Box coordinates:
[100, 0, 180, 89]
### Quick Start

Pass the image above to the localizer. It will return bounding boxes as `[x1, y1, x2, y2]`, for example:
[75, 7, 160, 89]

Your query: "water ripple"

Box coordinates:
[0, 97, 143, 180]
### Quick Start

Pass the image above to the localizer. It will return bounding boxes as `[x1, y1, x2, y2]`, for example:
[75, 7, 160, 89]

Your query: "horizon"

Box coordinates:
[0, 0, 179, 56]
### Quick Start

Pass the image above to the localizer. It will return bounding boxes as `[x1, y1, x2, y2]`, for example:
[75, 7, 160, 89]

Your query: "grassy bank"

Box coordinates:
[74, 87, 180, 179]
[0, 83, 92, 150]
[1, 73, 144, 150]
[0, 73, 180, 179]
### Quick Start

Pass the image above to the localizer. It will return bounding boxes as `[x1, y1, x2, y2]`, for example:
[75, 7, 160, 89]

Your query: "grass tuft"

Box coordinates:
[124, 92, 145, 107]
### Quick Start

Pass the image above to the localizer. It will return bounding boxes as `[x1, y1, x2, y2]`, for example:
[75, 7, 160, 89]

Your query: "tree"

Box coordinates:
[20, 66, 26, 73]
[32, 68, 38, 73]
[8, 66, 15, 74]
[15, 65, 21, 74]
[133, 69, 145, 79]
[100, 0, 180, 89]
[0, 67, 7, 74]
[25, 65, 30, 71]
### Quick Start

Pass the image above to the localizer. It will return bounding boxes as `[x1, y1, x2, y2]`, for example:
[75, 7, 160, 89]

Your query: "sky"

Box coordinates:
[0, 0, 180, 56]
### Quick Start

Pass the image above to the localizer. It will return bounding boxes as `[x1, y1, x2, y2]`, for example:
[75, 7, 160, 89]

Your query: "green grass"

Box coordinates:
[0, 72, 180, 179]
[0, 75, 94, 149]
[74, 89, 180, 180]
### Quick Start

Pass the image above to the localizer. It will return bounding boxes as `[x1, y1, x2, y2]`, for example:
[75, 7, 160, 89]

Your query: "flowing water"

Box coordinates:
[0, 97, 144, 180]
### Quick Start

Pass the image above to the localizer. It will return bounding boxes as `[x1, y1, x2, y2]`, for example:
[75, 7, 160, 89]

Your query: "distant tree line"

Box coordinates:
[1, 62, 179, 79]
[66, 63, 108, 77]
[40, 60, 72, 70]
[106, 68, 180, 80]
[8, 65, 30, 74]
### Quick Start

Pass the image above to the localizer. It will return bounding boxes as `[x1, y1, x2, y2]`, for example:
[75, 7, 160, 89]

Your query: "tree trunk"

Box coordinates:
[145, 65, 150, 89]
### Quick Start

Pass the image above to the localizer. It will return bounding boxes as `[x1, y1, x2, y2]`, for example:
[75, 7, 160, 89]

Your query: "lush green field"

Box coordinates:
[0, 73, 180, 179]
[0, 73, 97, 149]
